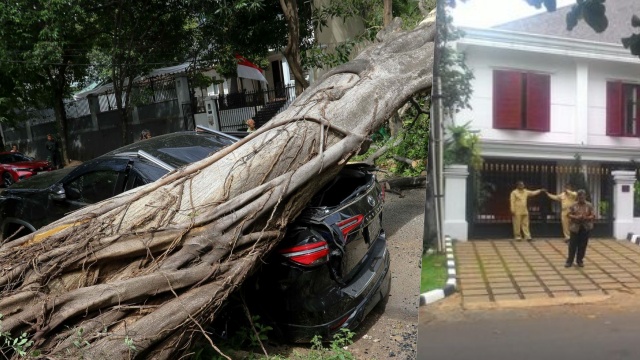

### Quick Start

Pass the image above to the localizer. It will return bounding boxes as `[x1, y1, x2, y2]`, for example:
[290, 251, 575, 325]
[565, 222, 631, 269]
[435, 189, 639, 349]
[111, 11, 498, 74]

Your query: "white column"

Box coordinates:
[575, 62, 589, 145]
[175, 76, 192, 130]
[612, 170, 636, 240]
[443, 164, 469, 241]
[87, 95, 101, 130]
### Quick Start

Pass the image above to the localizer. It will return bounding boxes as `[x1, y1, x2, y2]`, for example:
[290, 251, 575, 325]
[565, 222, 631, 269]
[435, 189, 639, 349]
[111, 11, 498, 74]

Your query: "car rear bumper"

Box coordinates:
[276, 234, 392, 343]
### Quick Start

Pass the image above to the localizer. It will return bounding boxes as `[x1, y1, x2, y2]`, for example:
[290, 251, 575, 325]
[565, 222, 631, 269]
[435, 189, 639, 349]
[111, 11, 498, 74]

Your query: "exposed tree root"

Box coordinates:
[0, 17, 434, 359]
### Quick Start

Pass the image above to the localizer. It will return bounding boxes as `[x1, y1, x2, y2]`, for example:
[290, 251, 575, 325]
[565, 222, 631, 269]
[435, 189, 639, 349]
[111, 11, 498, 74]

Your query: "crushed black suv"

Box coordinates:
[0, 128, 390, 342]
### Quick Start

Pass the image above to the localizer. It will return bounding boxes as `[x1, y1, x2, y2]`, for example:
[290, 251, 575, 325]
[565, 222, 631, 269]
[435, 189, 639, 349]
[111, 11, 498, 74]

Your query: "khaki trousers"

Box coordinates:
[561, 210, 570, 240]
[512, 213, 531, 240]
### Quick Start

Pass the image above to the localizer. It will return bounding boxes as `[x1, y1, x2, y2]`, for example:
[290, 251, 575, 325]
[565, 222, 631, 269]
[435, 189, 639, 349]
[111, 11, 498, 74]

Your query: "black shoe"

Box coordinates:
[577, 262, 584, 267]
[564, 239, 570, 244]
[564, 263, 572, 268]
[526, 238, 533, 242]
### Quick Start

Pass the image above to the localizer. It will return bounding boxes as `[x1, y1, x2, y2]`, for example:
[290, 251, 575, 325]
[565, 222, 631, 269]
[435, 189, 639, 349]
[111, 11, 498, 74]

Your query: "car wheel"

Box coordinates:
[3, 173, 14, 187]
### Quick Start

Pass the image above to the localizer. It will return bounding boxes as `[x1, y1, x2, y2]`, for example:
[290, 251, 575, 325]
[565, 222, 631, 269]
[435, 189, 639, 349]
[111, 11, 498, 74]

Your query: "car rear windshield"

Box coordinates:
[104, 132, 235, 168]
[308, 168, 374, 207]
[9, 167, 75, 190]
[0, 153, 33, 163]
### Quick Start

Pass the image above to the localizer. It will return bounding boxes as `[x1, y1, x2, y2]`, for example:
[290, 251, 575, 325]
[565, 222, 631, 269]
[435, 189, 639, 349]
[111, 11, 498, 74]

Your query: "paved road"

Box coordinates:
[419, 294, 640, 360]
[347, 187, 425, 360]
[417, 238, 640, 360]
[455, 239, 640, 308]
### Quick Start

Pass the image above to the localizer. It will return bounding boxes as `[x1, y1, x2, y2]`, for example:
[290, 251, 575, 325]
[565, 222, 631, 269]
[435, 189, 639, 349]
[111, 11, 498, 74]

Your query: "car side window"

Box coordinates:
[64, 170, 120, 204]
[132, 176, 145, 188]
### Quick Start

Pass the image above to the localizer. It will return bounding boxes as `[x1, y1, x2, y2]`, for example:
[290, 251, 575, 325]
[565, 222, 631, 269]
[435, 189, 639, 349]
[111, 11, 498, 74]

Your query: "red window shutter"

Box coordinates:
[526, 73, 551, 132]
[635, 85, 640, 137]
[493, 70, 523, 129]
[606, 81, 623, 136]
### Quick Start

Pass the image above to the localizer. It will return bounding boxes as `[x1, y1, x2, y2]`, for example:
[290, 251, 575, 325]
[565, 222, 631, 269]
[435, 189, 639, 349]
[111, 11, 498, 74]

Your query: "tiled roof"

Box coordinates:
[494, 0, 639, 45]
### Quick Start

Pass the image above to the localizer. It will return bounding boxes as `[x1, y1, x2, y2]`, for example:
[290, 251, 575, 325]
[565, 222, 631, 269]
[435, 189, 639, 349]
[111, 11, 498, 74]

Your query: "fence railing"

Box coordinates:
[470, 161, 613, 224]
[64, 98, 90, 119]
[216, 85, 295, 111]
[213, 85, 296, 131]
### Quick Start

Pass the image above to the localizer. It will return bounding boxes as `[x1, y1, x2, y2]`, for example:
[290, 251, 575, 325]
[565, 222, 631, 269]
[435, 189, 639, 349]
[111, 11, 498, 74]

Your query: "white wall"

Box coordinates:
[458, 42, 640, 157]
[587, 61, 640, 148]
[456, 46, 577, 145]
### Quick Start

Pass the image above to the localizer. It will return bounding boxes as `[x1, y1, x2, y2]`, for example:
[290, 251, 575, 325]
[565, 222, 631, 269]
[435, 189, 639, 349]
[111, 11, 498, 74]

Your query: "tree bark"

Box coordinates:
[0, 19, 435, 359]
[393, 155, 419, 168]
[279, 0, 309, 95]
[50, 63, 70, 167]
[381, 176, 427, 189]
[383, 0, 393, 26]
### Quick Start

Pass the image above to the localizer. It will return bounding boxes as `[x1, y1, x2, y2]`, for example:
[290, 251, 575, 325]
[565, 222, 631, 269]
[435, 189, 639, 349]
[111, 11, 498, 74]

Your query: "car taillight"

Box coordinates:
[329, 314, 351, 330]
[279, 240, 329, 266]
[337, 214, 364, 238]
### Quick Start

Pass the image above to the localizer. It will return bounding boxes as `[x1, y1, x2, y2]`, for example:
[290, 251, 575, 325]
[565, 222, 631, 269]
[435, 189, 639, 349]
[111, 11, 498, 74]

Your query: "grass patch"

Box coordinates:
[420, 252, 448, 293]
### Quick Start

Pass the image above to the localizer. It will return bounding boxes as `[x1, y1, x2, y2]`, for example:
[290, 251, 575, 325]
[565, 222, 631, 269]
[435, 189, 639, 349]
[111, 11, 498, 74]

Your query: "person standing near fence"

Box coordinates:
[547, 183, 577, 243]
[565, 189, 595, 268]
[140, 129, 152, 140]
[246, 118, 256, 133]
[510, 180, 545, 241]
[45, 134, 61, 169]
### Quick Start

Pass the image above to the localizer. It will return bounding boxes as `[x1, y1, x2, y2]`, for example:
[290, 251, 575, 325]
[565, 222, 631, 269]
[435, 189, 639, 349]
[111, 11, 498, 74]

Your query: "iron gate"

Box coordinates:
[467, 159, 614, 239]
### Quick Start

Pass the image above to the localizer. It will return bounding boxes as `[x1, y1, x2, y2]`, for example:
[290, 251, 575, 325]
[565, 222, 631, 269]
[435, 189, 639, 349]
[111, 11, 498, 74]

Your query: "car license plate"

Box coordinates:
[367, 217, 382, 244]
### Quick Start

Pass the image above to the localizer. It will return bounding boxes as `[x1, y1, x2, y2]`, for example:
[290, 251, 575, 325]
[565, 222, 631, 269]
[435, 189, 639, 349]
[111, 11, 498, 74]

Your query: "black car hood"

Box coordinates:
[6, 167, 74, 191]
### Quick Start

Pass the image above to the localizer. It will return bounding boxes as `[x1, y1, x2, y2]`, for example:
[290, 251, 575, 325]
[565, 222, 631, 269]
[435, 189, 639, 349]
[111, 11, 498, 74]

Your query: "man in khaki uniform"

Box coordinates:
[547, 183, 577, 243]
[510, 181, 544, 241]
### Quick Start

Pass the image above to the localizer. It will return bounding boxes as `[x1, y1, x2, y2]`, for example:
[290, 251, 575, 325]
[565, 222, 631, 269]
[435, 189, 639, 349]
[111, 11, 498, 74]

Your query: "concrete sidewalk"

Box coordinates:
[455, 239, 640, 308]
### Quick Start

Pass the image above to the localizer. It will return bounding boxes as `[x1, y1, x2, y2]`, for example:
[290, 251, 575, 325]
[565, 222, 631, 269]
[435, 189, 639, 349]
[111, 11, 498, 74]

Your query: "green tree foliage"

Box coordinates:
[622, 15, 640, 56]
[389, 100, 429, 176]
[89, 0, 194, 145]
[194, 1, 291, 77]
[566, 0, 607, 33]
[443, 122, 482, 169]
[0, 0, 96, 162]
[436, 5, 474, 114]
[305, 0, 434, 71]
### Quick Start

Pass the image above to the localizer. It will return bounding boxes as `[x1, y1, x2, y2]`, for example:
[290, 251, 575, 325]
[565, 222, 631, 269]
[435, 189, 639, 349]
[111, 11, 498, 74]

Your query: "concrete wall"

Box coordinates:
[2, 98, 183, 162]
[455, 46, 577, 145]
[457, 40, 640, 150]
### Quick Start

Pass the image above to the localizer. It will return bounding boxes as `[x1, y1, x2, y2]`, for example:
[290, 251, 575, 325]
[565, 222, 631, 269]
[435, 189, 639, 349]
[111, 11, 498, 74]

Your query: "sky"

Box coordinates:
[451, 0, 576, 28]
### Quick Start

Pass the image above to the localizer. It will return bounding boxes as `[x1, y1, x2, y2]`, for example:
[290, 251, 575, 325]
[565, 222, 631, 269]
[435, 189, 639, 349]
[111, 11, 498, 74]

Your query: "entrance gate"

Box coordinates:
[467, 159, 614, 239]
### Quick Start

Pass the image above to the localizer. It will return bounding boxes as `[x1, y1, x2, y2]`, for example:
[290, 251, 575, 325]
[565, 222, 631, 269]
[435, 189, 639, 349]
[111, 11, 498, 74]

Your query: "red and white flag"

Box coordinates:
[235, 54, 267, 83]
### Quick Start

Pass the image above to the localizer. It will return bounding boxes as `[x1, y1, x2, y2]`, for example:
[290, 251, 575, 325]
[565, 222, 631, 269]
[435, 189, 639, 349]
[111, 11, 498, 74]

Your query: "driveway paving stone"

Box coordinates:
[455, 239, 640, 307]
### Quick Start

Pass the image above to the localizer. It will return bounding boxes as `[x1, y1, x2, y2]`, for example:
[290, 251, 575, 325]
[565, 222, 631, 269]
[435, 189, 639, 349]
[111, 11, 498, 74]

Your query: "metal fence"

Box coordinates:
[64, 98, 90, 119]
[634, 169, 640, 217]
[214, 85, 296, 131]
[468, 160, 614, 239]
[96, 77, 178, 112]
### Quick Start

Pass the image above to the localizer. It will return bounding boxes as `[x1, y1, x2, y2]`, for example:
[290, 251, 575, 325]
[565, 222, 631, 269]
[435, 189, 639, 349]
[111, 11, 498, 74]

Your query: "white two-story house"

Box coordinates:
[452, 0, 640, 239]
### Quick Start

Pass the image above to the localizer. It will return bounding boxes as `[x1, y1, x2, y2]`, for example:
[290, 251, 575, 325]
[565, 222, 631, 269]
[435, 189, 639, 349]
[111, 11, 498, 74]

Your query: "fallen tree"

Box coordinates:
[0, 17, 435, 359]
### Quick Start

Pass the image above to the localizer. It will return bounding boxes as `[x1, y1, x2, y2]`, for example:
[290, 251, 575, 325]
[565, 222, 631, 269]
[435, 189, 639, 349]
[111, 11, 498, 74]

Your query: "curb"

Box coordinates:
[627, 232, 640, 245]
[419, 236, 457, 306]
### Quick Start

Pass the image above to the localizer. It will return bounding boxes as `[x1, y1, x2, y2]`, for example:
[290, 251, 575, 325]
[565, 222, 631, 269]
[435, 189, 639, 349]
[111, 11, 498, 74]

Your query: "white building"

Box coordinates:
[450, 1, 640, 239]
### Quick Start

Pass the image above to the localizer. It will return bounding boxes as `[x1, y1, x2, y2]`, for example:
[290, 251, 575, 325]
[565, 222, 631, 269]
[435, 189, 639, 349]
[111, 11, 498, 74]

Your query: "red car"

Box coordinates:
[0, 152, 53, 187]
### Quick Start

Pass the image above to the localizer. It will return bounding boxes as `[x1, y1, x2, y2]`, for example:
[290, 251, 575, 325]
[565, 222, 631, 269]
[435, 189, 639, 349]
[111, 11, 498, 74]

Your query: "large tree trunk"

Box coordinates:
[0, 19, 435, 359]
[51, 64, 70, 167]
[279, 0, 309, 95]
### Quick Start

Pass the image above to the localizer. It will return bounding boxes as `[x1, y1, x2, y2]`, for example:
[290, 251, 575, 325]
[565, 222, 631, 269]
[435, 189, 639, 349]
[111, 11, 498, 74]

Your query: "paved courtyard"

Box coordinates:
[455, 239, 640, 307]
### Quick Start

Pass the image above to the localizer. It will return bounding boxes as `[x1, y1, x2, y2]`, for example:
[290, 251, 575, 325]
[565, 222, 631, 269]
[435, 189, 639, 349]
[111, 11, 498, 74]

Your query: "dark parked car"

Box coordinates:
[0, 128, 390, 342]
[245, 165, 390, 342]
[0, 152, 53, 187]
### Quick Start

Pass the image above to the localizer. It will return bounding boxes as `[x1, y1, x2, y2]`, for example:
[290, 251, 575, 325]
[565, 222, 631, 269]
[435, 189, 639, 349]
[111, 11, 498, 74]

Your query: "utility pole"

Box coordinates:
[433, 76, 445, 252]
